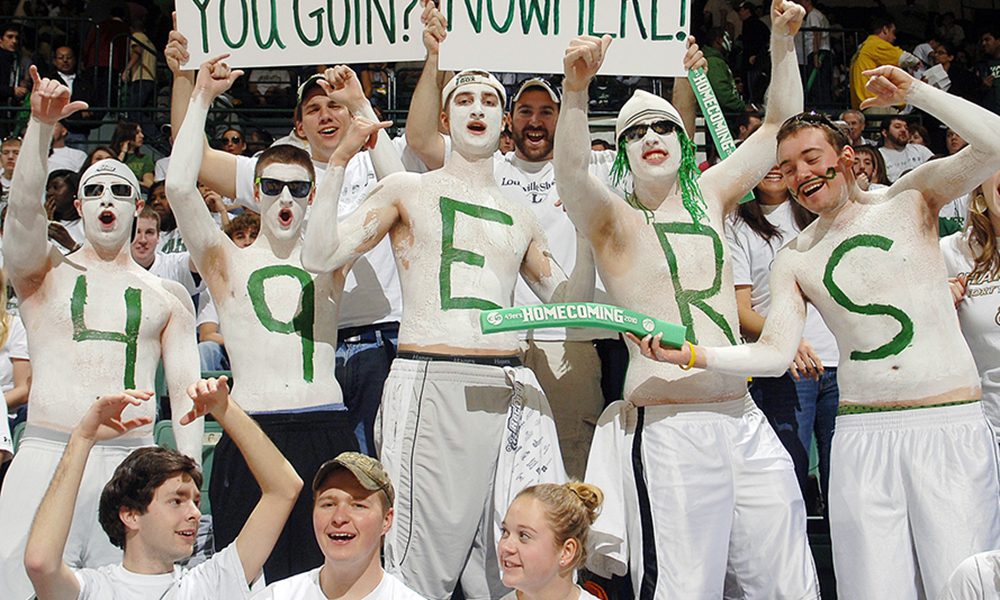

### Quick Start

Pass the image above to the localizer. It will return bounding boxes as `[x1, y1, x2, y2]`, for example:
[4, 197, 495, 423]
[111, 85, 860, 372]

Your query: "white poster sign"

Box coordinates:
[175, 0, 428, 69]
[438, 0, 692, 77]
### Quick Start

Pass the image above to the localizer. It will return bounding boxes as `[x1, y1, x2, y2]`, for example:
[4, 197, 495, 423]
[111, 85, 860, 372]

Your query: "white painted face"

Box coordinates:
[255, 162, 313, 242]
[623, 121, 683, 186]
[75, 174, 141, 252]
[446, 83, 503, 160]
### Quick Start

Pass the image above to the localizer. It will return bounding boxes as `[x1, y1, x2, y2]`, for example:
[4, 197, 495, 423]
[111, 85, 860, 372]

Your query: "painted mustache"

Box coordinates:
[790, 167, 838, 200]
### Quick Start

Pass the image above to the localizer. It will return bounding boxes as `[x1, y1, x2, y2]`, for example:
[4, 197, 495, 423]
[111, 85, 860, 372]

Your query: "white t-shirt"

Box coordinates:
[159, 228, 188, 254]
[155, 156, 170, 182]
[147, 251, 202, 297]
[879, 143, 934, 183]
[75, 543, 255, 600]
[0, 314, 29, 393]
[499, 586, 602, 600]
[53, 219, 85, 255]
[940, 193, 970, 234]
[937, 551, 1000, 600]
[727, 201, 839, 366]
[48, 146, 87, 173]
[940, 231, 1000, 436]
[253, 568, 426, 600]
[197, 290, 220, 330]
[234, 153, 403, 328]
[494, 149, 619, 342]
[795, 7, 831, 63]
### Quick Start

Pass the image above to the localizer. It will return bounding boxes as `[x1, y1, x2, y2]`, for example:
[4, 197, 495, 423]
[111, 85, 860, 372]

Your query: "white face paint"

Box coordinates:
[256, 162, 313, 242]
[625, 124, 683, 187]
[77, 174, 139, 252]
[446, 83, 503, 160]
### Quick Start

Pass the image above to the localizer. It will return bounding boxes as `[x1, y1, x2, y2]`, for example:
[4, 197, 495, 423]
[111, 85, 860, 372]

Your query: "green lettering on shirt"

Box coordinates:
[71, 275, 141, 389]
[439, 196, 514, 310]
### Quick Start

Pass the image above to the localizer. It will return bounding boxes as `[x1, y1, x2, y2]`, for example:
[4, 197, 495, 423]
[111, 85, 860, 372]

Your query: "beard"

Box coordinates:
[513, 125, 554, 161]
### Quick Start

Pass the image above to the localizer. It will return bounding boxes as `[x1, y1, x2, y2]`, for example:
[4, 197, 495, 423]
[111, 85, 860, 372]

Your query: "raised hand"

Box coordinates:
[180, 375, 231, 425]
[29, 66, 87, 125]
[682, 36, 707, 72]
[317, 65, 365, 111]
[75, 391, 154, 443]
[422, 0, 448, 56]
[860, 65, 915, 110]
[330, 115, 393, 167]
[563, 35, 612, 92]
[193, 54, 244, 103]
[165, 12, 191, 75]
[771, 0, 806, 37]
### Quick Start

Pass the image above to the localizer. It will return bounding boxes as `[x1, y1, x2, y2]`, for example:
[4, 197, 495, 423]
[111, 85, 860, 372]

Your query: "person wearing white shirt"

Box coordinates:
[497, 482, 605, 600]
[727, 165, 839, 507]
[23, 379, 303, 600]
[47, 121, 87, 173]
[878, 115, 933, 182]
[0, 267, 29, 465]
[131, 207, 201, 298]
[941, 168, 1000, 444]
[253, 452, 425, 600]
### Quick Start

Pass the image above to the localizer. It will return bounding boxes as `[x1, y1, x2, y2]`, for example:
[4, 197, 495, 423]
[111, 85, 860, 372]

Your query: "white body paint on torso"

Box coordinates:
[17, 251, 189, 434]
[780, 189, 980, 404]
[391, 164, 538, 352]
[594, 193, 748, 405]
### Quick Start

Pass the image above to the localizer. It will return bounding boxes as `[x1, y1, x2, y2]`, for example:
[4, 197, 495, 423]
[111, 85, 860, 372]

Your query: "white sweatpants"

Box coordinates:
[0, 426, 148, 600]
[587, 397, 819, 600]
[378, 358, 553, 600]
[830, 402, 1000, 600]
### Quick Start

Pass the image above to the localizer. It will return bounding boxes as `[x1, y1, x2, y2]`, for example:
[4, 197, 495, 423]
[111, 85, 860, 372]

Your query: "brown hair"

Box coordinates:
[967, 186, 1000, 281]
[515, 481, 603, 570]
[225, 212, 261, 242]
[852, 144, 890, 186]
[253, 145, 315, 182]
[98, 447, 202, 549]
[777, 113, 849, 153]
[136, 206, 159, 228]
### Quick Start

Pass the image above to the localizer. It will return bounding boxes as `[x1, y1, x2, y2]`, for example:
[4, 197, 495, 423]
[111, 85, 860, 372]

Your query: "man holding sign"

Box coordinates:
[166, 57, 400, 583]
[300, 68, 595, 600]
[634, 65, 1000, 599]
[0, 67, 204, 600]
[554, 0, 818, 596]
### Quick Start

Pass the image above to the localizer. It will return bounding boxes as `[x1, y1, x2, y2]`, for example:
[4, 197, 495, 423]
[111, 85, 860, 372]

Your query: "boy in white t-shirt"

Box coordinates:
[253, 452, 425, 600]
[23, 377, 303, 600]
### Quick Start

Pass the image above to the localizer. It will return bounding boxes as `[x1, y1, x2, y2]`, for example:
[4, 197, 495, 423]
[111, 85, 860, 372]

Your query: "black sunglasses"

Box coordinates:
[256, 177, 312, 198]
[622, 120, 679, 142]
[783, 111, 841, 132]
[222, 135, 243, 145]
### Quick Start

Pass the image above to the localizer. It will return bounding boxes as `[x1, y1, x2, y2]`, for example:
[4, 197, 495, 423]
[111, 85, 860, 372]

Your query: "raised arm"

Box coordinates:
[165, 56, 242, 264]
[404, 0, 450, 170]
[866, 68, 1000, 212]
[302, 170, 409, 274]
[317, 65, 404, 178]
[179, 377, 303, 585]
[3, 67, 86, 282]
[554, 35, 622, 239]
[520, 227, 596, 304]
[631, 252, 806, 376]
[671, 38, 707, 138]
[300, 115, 392, 273]
[166, 22, 240, 199]
[160, 281, 203, 462]
[699, 0, 805, 214]
[24, 393, 154, 600]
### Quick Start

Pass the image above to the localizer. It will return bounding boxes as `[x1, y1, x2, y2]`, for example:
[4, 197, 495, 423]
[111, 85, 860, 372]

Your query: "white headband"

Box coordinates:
[615, 90, 685, 142]
[441, 69, 507, 108]
[78, 159, 141, 199]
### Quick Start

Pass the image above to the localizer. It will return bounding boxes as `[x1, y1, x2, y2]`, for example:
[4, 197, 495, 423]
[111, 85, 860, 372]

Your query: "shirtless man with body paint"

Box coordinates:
[635, 65, 1000, 600]
[166, 56, 396, 583]
[0, 66, 203, 600]
[553, 0, 819, 597]
[300, 70, 593, 600]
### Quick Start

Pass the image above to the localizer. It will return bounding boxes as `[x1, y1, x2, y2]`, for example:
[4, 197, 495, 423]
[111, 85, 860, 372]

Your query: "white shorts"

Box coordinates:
[937, 550, 1000, 600]
[830, 401, 1000, 600]
[378, 357, 532, 600]
[0, 426, 149, 600]
[586, 397, 819, 600]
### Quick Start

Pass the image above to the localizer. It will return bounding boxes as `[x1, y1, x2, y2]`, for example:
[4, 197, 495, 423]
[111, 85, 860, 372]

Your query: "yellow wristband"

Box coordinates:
[679, 341, 696, 371]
